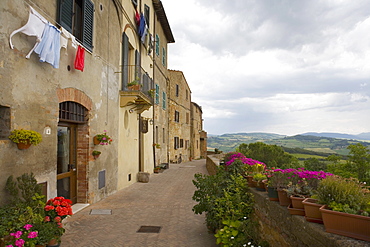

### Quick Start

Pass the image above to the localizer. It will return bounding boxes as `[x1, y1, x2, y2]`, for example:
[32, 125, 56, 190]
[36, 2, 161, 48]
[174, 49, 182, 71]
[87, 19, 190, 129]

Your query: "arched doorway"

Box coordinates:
[57, 101, 88, 204]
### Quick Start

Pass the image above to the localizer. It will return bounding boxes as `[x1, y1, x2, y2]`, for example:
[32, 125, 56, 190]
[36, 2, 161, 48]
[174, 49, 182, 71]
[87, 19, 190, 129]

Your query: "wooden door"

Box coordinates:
[57, 124, 77, 204]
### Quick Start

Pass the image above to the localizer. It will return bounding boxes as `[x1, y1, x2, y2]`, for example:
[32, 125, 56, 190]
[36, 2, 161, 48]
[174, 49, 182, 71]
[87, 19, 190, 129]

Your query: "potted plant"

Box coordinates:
[316, 175, 370, 241]
[8, 129, 42, 149]
[127, 78, 141, 91]
[92, 150, 101, 159]
[286, 170, 333, 209]
[3, 224, 39, 247]
[0, 173, 46, 246]
[93, 130, 112, 145]
[43, 196, 73, 246]
[153, 166, 161, 173]
[148, 89, 155, 98]
[252, 173, 267, 191]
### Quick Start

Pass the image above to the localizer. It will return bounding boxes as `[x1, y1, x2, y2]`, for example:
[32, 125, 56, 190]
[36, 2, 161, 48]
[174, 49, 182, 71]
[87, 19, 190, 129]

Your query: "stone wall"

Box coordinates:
[205, 156, 369, 247]
[251, 189, 369, 247]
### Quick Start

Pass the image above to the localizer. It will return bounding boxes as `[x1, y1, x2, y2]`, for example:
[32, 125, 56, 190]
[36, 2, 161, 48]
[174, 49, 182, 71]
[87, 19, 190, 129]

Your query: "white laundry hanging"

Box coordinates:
[60, 27, 78, 54]
[9, 6, 47, 59]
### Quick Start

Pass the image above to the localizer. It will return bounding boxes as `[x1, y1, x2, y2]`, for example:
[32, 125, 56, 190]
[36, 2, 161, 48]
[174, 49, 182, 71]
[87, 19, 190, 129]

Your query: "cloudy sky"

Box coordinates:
[160, 0, 370, 136]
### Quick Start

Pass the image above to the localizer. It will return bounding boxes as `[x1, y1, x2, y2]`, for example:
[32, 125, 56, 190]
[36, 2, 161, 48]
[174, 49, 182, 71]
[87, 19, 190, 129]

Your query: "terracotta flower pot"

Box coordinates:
[47, 239, 60, 247]
[288, 204, 305, 216]
[302, 198, 323, 224]
[277, 189, 291, 206]
[246, 176, 254, 187]
[290, 196, 305, 209]
[93, 136, 100, 145]
[320, 205, 370, 241]
[255, 181, 266, 191]
[17, 140, 32, 150]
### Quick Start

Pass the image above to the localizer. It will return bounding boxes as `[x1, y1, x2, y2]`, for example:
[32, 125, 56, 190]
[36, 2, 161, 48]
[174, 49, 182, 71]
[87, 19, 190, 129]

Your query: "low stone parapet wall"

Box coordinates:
[206, 155, 219, 175]
[205, 155, 369, 246]
[251, 189, 369, 247]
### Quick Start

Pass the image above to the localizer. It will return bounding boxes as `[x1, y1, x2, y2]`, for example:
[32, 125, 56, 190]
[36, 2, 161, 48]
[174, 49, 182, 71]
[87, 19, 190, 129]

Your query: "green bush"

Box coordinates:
[315, 175, 370, 216]
[192, 166, 268, 246]
[0, 173, 45, 241]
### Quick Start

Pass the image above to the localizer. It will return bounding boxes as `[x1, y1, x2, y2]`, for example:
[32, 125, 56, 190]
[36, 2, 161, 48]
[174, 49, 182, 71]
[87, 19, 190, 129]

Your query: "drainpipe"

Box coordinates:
[152, 9, 156, 169]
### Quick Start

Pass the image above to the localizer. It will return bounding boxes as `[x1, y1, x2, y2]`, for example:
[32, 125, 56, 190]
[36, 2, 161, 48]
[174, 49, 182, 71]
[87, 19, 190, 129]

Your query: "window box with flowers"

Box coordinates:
[93, 131, 112, 145]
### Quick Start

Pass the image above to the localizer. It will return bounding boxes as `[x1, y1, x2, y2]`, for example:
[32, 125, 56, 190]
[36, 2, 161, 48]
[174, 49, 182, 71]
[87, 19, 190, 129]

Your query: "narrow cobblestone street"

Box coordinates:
[61, 159, 217, 247]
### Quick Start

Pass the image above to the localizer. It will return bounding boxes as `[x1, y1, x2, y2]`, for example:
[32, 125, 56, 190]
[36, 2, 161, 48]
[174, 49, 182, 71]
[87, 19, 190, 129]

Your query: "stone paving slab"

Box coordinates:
[61, 159, 217, 247]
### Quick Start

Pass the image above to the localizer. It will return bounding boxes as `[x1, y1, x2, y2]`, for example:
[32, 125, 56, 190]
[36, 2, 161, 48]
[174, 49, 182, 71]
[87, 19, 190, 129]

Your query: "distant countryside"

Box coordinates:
[207, 132, 370, 158]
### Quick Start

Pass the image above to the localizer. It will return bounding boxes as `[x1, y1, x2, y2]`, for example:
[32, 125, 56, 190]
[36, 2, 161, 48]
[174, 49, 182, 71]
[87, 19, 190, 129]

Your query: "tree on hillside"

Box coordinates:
[304, 158, 327, 171]
[326, 154, 341, 164]
[347, 143, 370, 183]
[237, 142, 298, 168]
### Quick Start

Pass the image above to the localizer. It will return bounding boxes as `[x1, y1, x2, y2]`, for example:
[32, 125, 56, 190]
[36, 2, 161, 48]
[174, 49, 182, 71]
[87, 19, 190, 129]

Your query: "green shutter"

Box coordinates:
[155, 84, 160, 104]
[122, 33, 129, 90]
[155, 34, 160, 56]
[82, 0, 94, 51]
[58, 0, 73, 33]
[162, 92, 166, 109]
[162, 47, 166, 66]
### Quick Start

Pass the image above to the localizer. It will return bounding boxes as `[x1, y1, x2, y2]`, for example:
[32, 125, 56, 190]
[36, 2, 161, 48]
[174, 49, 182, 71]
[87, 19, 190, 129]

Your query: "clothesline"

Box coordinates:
[18, 0, 147, 71]
[24, 0, 83, 47]
[10, 3, 85, 70]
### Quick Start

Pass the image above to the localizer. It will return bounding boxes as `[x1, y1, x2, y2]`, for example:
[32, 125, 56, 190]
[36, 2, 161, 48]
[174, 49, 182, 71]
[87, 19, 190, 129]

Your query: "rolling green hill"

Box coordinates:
[208, 133, 370, 155]
[208, 133, 286, 153]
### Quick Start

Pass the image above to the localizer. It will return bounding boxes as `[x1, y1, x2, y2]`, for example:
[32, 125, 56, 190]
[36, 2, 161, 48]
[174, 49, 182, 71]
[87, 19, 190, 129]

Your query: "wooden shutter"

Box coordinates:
[155, 84, 160, 104]
[162, 47, 166, 66]
[58, 0, 73, 33]
[82, 0, 94, 51]
[122, 33, 129, 90]
[155, 34, 160, 56]
[135, 50, 141, 83]
[162, 92, 166, 109]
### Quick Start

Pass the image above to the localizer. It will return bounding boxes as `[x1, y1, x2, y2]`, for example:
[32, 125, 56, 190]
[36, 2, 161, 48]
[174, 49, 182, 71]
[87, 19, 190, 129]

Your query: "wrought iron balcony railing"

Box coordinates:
[121, 65, 154, 99]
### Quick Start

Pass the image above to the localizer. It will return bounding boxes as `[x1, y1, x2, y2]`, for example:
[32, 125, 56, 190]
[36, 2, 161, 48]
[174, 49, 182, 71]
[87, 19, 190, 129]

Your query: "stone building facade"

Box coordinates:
[0, 0, 175, 206]
[191, 102, 207, 159]
[168, 70, 191, 163]
[0, 0, 205, 207]
[152, 0, 175, 167]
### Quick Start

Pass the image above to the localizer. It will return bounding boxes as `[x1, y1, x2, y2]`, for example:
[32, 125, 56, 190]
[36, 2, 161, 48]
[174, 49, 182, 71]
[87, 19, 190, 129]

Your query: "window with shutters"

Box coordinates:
[174, 111, 180, 123]
[155, 34, 160, 56]
[121, 32, 139, 90]
[58, 0, 94, 52]
[162, 92, 166, 110]
[155, 84, 160, 104]
[144, 5, 150, 27]
[131, 0, 137, 8]
[0, 106, 11, 139]
[174, 137, 179, 150]
[162, 127, 165, 143]
[162, 47, 166, 66]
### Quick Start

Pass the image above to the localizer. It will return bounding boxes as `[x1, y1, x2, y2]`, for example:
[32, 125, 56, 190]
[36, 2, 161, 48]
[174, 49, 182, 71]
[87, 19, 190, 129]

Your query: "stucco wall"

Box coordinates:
[0, 0, 121, 205]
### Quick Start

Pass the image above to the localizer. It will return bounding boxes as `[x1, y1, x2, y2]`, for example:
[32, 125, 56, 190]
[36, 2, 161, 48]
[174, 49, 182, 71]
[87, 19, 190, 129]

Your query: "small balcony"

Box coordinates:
[120, 65, 154, 113]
